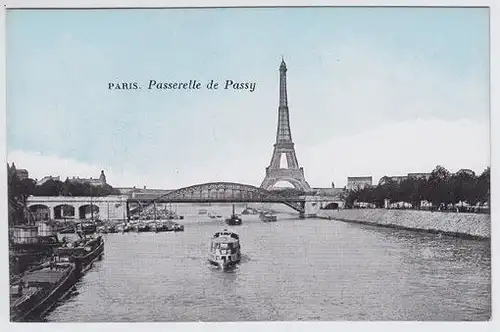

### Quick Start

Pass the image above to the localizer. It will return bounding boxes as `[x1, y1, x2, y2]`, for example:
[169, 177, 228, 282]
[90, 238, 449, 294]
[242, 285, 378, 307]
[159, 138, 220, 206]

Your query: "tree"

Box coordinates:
[476, 167, 490, 205]
[7, 171, 35, 225]
[34, 179, 63, 196]
[428, 165, 452, 208]
[450, 170, 477, 206]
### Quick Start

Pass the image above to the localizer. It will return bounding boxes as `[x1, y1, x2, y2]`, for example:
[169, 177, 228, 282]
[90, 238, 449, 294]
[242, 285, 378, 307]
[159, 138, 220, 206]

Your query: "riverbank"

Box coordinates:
[317, 209, 490, 240]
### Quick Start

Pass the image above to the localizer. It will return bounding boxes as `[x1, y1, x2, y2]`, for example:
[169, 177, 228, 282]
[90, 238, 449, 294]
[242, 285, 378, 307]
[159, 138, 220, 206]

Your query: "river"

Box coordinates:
[45, 204, 491, 322]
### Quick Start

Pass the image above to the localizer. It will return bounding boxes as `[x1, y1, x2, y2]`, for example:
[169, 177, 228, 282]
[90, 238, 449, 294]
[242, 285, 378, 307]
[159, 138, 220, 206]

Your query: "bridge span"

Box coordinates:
[127, 182, 307, 214]
[26, 182, 344, 221]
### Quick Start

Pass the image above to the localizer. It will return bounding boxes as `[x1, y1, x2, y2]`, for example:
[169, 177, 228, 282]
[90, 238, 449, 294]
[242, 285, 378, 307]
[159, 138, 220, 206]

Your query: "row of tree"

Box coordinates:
[9, 176, 120, 199]
[345, 166, 490, 210]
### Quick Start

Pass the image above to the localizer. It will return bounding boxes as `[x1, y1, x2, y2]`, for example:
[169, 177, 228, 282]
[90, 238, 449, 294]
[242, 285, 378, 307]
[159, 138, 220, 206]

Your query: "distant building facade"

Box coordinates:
[312, 187, 346, 197]
[347, 176, 373, 191]
[8, 163, 29, 180]
[68, 170, 107, 187]
[379, 173, 432, 185]
[407, 173, 432, 180]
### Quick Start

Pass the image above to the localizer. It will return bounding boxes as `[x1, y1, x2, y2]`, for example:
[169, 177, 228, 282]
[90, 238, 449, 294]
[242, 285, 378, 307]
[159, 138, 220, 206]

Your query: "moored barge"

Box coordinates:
[10, 261, 78, 322]
[52, 234, 104, 274]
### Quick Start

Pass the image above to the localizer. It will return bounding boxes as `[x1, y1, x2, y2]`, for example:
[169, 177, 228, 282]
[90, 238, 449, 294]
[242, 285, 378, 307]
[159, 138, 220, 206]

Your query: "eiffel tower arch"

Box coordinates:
[261, 58, 311, 192]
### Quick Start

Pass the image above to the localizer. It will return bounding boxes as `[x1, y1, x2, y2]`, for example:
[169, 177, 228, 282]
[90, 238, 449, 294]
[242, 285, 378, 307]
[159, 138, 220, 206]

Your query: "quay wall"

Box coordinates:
[316, 209, 490, 239]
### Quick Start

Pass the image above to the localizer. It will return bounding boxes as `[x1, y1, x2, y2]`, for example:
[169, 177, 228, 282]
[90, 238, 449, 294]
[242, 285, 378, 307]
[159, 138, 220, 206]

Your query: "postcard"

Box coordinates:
[4, 4, 492, 326]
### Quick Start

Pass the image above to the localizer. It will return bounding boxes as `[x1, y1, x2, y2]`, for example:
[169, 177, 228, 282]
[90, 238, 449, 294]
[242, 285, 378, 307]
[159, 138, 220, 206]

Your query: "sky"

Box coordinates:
[6, 7, 490, 189]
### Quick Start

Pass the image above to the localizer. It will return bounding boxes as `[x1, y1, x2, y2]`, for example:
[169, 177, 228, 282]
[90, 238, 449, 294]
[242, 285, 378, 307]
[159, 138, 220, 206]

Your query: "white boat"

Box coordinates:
[208, 229, 241, 270]
[259, 212, 277, 222]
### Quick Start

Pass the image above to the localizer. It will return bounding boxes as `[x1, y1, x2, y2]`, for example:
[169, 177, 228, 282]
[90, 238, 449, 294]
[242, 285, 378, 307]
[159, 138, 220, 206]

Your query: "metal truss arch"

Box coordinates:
[138, 182, 304, 213]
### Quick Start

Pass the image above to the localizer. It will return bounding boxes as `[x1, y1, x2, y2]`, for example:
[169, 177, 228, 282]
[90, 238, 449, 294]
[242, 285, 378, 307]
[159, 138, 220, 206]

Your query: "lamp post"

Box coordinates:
[90, 187, 94, 222]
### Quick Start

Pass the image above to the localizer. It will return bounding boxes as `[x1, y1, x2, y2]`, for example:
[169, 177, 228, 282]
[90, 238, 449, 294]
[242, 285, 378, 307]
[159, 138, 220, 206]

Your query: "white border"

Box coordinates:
[1, 1, 497, 332]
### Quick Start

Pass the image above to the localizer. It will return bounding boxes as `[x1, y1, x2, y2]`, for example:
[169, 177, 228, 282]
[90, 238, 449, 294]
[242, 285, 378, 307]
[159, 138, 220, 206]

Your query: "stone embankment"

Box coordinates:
[317, 209, 490, 239]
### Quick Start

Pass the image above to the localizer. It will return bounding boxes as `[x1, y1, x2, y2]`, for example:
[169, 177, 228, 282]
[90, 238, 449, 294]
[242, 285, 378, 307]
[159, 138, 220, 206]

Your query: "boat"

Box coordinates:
[52, 234, 104, 274]
[98, 224, 117, 234]
[146, 221, 157, 232]
[208, 229, 241, 270]
[208, 213, 223, 220]
[173, 223, 184, 232]
[241, 206, 258, 215]
[58, 225, 76, 234]
[9, 224, 63, 276]
[259, 212, 277, 222]
[121, 223, 133, 233]
[10, 260, 79, 322]
[155, 221, 173, 232]
[51, 209, 104, 275]
[225, 205, 242, 226]
[75, 221, 97, 235]
[135, 222, 150, 233]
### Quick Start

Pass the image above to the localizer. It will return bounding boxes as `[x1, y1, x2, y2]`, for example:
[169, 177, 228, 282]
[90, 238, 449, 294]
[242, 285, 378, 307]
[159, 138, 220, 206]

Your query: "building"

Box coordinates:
[113, 186, 174, 199]
[379, 176, 406, 185]
[37, 176, 61, 186]
[8, 163, 29, 180]
[347, 176, 373, 191]
[407, 173, 432, 180]
[379, 173, 432, 185]
[68, 170, 107, 187]
[312, 187, 346, 197]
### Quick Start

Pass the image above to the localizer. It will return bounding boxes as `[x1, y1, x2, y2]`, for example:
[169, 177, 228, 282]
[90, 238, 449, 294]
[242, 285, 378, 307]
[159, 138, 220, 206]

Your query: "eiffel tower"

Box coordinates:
[260, 58, 311, 192]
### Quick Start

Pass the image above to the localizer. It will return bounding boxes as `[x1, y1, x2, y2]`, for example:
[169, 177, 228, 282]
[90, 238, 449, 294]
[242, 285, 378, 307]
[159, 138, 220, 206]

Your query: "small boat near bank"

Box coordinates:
[76, 221, 98, 235]
[97, 225, 118, 234]
[135, 223, 150, 233]
[154, 221, 184, 232]
[208, 229, 241, 270]
[259, 212, 277, 222]
[241, 206, 258, 215]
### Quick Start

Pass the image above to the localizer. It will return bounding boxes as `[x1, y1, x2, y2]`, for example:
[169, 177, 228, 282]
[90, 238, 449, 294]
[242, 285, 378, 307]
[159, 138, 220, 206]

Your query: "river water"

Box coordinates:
[46, 204, 491, 322]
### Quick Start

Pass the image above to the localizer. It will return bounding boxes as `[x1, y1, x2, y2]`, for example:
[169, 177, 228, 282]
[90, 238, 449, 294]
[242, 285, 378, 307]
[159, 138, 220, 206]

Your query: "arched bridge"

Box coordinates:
[128, 182, 306, 214]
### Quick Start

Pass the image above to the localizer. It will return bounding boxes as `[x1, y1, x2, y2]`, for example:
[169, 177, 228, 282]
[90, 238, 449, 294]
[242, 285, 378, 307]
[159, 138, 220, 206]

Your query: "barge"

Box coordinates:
[53, 234, 104, 274]
[10, 261, 78, 322]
